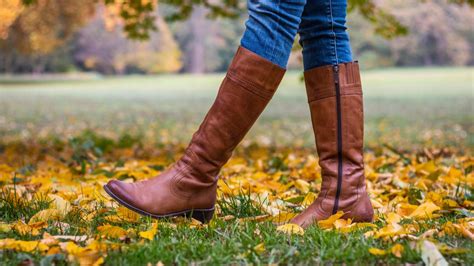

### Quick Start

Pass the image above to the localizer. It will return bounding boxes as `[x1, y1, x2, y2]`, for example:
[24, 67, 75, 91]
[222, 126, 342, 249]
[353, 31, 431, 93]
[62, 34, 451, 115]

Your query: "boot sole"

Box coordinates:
[103, 184, 215, 223]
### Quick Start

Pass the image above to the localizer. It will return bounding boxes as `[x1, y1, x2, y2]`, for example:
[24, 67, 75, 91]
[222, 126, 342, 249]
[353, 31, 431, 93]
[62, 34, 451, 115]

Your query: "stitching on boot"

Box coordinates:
[226, 72, 275, 100]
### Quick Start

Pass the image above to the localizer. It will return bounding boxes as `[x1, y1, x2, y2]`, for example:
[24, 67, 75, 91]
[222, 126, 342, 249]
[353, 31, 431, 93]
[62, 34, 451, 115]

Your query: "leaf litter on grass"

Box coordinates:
[0, 138, 473, 264]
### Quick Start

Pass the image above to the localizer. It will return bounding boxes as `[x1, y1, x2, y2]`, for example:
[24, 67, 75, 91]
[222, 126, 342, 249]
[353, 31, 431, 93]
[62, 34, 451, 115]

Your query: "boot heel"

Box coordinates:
[191, 209, 215, 223]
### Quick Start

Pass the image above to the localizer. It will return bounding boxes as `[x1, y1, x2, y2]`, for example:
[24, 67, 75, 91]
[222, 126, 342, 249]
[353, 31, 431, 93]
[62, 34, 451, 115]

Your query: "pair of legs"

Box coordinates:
[104, 0, 373, 228]
[242, 0, 352, 70]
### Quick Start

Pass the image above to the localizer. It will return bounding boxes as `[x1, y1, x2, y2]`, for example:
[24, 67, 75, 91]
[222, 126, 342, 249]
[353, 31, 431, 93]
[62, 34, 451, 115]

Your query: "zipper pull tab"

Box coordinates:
[333, 65, 339, 84]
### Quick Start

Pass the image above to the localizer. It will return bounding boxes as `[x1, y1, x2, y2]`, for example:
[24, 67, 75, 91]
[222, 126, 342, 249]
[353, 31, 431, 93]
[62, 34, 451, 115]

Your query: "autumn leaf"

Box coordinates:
[391, 243, 404, 258]
[386, 212, 402, 224]
[276, 223, 304, 236]
[0, 238, 49, 252]
[60, 241, 103, 266]
[301, 192, 317, 207]
[374, 223, 405, 239]
[49, 194, 72, 216]
[294, 179, 310, 194]
[139, 223, 158, 240]
[0, 222, 11, 233]
[419, 240, 448, 266]
[318, 211, 345, 229]
[409, 201, 441, 219]
[12, 220, 46, 236]
[96, 224, 127, 239]
[368, 247, 387, 256]
[253, 243, 265, 254]
[271, 212, 297, 224]
[29, 209, 62, 223]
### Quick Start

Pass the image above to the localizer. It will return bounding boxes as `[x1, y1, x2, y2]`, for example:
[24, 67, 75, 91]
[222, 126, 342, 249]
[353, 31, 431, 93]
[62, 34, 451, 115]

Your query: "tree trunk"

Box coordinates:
[188, 7, 206, 74]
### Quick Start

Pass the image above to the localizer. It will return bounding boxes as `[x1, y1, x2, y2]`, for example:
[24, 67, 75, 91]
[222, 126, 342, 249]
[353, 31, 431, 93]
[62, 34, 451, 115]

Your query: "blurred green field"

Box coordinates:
[0, 67, 473, 150]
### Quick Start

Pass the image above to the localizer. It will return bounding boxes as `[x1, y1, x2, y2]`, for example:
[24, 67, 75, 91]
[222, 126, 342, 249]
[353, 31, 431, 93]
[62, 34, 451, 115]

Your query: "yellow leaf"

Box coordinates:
[96, 224, 127, 239]
[117, 206, 140, 222]
[386, 212, 402, 224]
[295, 179, 310, 194]
[12, 220, 46, 236]
[49, 194, 71, 216]
[374, 223, 405, 239]
[368, 248, 387, 256]
[409, 201, 441, 219]
[271, 212, 297, 224]
[453, 223, 474, 240]
[253, 243, 265, 254]
[60, 241, 84, 255]
[60, 241, 103, 266]
[338, 222, 377, 233]
[139, 223, 158, 241]
[416, 161, 437, 174]
[0, 238, 49, 252]
[318, 211, 345, 229]
[29, 209, 62, 223]
[334, 219, 352, 230]
[301, 192, 317, 207]
[92, 257, 105, 266]
[442, 199, 458, 208]
[391, 243, 404, 258]
[276, 223, 304, 236]
[397, 202, 418, 217]
[0, 223, 11, 233]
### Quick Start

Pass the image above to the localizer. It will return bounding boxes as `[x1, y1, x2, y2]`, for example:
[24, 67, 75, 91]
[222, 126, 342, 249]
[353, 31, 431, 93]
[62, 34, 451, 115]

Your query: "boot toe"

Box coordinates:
[105, 180, 136, 204]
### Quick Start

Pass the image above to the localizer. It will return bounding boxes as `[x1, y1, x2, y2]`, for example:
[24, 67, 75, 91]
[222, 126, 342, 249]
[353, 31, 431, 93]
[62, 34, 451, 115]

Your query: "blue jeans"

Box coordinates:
[241, 0, 352, 70]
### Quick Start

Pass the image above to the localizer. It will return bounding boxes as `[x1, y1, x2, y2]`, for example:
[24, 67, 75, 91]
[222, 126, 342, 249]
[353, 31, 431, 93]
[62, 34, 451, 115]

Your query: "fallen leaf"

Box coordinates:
[253, 243, 265, 254]
[295, 179, 310, 194]
[96, 224, 127, 239]
[368, 247, 387, 256]
[0, 238, 49, 252]
[419, 240, 448, 266]
[139, 223, 158, 241]
[391, 243, 404, 258]
[318, 211, 345, 229]
[276, 223, 304, 236]
[409, 201, 441, 219]
[29, 209, 62, 223]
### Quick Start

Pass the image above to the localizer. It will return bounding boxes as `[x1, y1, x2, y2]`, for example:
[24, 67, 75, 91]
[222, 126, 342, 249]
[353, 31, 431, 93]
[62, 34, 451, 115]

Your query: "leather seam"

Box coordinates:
[226, 72, 274, 100]
[308, 92, 362, 103]
[170, 164, 194, 199]
[227, 73, 273, 99]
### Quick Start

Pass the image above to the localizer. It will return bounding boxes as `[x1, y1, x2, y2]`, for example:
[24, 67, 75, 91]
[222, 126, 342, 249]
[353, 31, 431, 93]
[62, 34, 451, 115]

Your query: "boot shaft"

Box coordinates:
[304, 62, 366, 214]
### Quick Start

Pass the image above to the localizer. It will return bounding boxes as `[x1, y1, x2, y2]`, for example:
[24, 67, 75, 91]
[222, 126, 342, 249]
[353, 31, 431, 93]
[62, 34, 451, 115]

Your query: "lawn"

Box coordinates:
[0, 67, 472, 265]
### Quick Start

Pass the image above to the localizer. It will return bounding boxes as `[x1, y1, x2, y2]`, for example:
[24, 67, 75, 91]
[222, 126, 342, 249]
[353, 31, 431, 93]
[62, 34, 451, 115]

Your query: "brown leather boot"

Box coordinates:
[290, 62, 373, 228]
[104, 47, 285, 223]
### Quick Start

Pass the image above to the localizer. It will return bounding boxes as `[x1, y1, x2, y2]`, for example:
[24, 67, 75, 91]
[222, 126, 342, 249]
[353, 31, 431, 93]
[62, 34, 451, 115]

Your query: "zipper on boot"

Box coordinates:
[332, 65, 343, 214]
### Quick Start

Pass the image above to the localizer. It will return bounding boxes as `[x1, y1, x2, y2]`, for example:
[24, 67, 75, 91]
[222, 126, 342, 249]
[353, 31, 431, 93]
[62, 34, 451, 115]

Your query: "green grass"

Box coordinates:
[0, 67, 472, 150]
[0, 188, 472, 265]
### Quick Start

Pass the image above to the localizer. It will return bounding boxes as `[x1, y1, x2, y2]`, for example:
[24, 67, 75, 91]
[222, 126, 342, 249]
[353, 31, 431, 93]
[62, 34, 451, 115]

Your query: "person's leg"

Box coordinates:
[105, 1, 306, 222]
[298, 0, 352, 69]
[241, 0, 306, 68]
[290, 0, 373, 228]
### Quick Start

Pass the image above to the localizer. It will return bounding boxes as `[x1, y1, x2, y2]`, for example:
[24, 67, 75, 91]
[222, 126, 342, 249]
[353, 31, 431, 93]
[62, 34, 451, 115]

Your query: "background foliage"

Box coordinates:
[0, 0, 472, 74]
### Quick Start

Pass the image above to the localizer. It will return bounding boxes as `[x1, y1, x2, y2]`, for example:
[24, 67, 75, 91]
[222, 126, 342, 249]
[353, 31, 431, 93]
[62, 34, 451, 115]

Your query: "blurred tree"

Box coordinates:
[0, 0, 23, 39]
[348, 0, 473, 68]
[387, 0, 472, 66]
[1, 0, 472, 73]
[15, 0, 446, 41]
[0, 0, 95, 72]
[171, 6, 244, 73]
[1, 0, 95, 55]
[74, 6, 181, 74]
